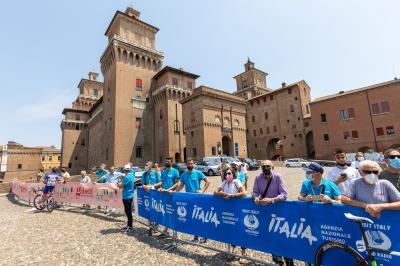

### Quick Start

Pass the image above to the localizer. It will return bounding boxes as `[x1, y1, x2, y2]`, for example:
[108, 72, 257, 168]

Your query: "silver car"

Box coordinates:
[195, 161, 221, 176]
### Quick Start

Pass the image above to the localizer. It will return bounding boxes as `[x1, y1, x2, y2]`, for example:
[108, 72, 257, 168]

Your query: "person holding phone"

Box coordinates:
[327, 149, 360, 194]
[298, 162, 341, 204]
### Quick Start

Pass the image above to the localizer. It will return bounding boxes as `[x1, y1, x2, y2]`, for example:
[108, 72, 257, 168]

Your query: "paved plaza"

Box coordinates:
[0, 167, 327, 266]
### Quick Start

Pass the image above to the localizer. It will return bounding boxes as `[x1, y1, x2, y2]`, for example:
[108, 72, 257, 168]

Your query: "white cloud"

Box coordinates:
[17, 88, 75, 120]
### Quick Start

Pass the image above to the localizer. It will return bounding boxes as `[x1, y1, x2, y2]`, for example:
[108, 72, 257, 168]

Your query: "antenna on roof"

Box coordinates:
[393, 67, 398, 80]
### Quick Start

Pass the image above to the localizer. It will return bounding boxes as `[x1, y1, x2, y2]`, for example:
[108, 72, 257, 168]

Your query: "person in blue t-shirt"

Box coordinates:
[95, 163, 108, 182]
[156, 158, 180, 237]
[168, 159, 210, 243]
[141, 161, 162, 236]
[169, 159, 210, 193]
[141, 161, 162, 191]
[159, 159, 180, 191]
[118, 164, 135, 233]
[298, 162, 341, 204]
[231, 162, 247, 189]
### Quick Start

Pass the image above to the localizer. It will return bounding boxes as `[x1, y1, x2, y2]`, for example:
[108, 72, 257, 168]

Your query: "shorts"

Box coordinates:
[43, 185, 55, 194]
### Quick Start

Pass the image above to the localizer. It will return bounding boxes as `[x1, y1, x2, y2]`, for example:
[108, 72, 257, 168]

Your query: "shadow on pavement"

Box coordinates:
[100, 225, 237, 266]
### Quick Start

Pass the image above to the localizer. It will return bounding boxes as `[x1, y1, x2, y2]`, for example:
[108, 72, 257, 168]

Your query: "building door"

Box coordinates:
[222, 136, 232, 156]
[267, 138, 283, 160]
[183, 147, 187, 162]
[306, 131, 315, 159]
[175, 152, 181, 163]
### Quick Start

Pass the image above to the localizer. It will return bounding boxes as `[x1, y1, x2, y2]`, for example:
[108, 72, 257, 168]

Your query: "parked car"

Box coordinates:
[202, 156, 241, 168]
[116, 166, 144, 186]
[284, 158, 310, 168]
[242, 158, 260, 170]
[172, 163, 187, 175]
[195, 161, 221, 176]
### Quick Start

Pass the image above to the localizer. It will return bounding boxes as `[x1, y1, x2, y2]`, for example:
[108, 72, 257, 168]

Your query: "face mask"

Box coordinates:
[306, 173, 313, 181]
[364, 174, 378, 185]
[187, 166, 194, 171]
[226, 174, 234, 182]
[262, 167, 272, 176]
[165, 162, 171, 168]
[389, 158, 400, 169]
[358, 157, 365, 162]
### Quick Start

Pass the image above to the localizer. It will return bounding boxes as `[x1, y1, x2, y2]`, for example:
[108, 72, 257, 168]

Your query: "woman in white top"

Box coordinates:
[214, 168, 247, 263]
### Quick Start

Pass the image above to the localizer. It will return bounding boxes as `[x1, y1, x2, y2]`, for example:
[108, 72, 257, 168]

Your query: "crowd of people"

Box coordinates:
[33, 148, 400, 265]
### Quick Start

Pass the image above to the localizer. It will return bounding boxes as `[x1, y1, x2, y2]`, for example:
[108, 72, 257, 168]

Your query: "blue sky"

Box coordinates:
[0, 0, 399, 148]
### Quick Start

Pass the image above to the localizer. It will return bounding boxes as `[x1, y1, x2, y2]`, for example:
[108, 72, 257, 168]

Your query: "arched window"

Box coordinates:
[174, 120, 180, 133]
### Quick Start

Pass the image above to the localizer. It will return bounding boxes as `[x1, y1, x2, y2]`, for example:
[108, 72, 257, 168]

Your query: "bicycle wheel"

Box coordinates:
[33, 194, 45, 211]
[315, 241, 367, 266]
[46, 196, 55, 213]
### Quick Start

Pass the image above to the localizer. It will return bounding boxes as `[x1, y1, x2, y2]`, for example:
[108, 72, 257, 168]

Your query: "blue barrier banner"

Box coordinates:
[137, 190, 400, 265]
[149, 189, 174, 229]
[137, 188, 150, 219]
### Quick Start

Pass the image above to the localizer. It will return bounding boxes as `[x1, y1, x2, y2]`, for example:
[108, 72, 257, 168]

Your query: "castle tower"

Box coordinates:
[233, 58, 270, 100]
[60, 72, 103, 172]
[151, 67, 199, 163]
[100, 7, 164, 166]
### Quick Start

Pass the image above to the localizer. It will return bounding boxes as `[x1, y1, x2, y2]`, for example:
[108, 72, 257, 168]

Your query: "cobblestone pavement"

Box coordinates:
[0, 167, 328, 266]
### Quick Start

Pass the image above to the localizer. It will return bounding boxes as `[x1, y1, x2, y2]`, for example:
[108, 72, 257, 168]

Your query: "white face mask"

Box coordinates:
[364, 174, 378, 185]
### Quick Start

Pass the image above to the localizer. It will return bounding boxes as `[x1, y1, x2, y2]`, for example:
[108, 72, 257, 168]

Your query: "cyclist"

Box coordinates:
[40, 167, 62, 208]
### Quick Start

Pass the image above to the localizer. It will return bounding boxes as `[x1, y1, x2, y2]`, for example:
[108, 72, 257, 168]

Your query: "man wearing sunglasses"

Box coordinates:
[378, 149, 400, 191]
[342, 160, 400, 218]
[327, 149, 361, 194]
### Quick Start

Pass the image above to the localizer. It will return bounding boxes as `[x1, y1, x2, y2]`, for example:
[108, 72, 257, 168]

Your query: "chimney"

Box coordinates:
[282, 82, 286, 88]
[125, 7, 140, 19]
[339, 91, 344, 94]
[88, 72, 99, 81]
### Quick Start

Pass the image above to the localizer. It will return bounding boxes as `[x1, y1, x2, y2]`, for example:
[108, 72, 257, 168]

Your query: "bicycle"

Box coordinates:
[315, 213, 400, 266]
[33, 187, 56, 212]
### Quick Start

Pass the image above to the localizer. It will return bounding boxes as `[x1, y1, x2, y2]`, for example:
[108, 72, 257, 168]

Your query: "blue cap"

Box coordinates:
[304, 162, 324, 174]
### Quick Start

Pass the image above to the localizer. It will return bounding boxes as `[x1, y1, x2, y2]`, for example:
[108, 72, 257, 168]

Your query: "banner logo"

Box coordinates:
[177, 206, 187, 218]
[144, 198, 149, 208]
[244, 214, 259, 230]
[192, 205, 220, 227]
[151, 198, 165, 215]
[268, 214, 317, 246]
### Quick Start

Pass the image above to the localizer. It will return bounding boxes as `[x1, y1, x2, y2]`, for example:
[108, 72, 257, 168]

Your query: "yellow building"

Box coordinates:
[40, 146, 61, 170]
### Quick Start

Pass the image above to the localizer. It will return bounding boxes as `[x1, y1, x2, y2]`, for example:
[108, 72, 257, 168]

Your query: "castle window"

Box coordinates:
[136, 79, 142, 91]
[18, 164, 22, 169]
[187, 81, 192, 89]
[136, 118, 141, 128]
[93, 89, 99, 97]
[172, 78, 178, 87]
[160, 109, 163, 120]
[136, 147, 142, 158]
[75, 114, 80, 121]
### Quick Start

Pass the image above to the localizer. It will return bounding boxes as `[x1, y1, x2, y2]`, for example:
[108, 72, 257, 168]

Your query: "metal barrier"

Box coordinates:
[9, 191, 278, 266]
[132, 215, 278, 265]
